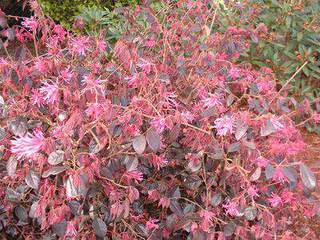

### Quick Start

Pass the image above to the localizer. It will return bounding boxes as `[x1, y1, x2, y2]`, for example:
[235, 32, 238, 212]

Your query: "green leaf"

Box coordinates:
[302, 66, 310, 76]
[297, 32, 303, 42]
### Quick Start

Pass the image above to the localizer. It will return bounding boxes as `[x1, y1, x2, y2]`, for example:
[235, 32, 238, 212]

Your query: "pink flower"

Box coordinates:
[11, 130, 44, 159]
[229, 67, 240, 80]
[85, 103, 104, 119]
[146, 218, 159, 233]
[61, 68, 73, 83]
[151, 117, 166, 133]
[53, 24, 66, 39]
[202, 94, 222, 108]
[123, 170, 143, 182]
[158, 197, 170, 208]
[137, 58, 152, 74]
[22, 16, 38, 31]
[34, 59, 48, 74]
[199, 210, 215, 232]
[180, 111, 195, 123]
[281, 189, 295, 204]
[223, 200, 239, 216]
[149, 154, 168, 170]
[81, 75, 103, 93]
[66, 221, 77, 237]
[71, 36, 89, 56]
[268, 193, 282, 207]
[31, 89, 44, 107]
[145, 38, 155, 48]
[96, 39, 106, 52]
[214, 115, 234, 136]
[39, 82, 59, 104]
[255, 156, 269, 168]
[273, 167, 287, 183]
[247, 185, 259, 198]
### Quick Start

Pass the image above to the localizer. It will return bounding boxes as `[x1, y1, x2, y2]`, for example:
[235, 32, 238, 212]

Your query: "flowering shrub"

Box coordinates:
[0, 1, 319, 239]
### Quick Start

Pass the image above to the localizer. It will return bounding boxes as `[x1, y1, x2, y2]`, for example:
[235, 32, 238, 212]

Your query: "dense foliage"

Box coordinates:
[216, 0, 320, 97]
[38, 0, 138, 29]
[0, 0, 319, 239]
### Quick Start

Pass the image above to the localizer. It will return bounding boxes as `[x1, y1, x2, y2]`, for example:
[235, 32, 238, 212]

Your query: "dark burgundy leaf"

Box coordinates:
[68, 201, 81, 216]
[92, 217, 107, 238]
[132, 135, 146, 154]
[244, 207, 257, 221]
[65, 174, 88, 198]
[42, 166, 68, 178]
[0, 95, 4, 105]
[250, 167, 261, 182]
[8, 117, 28, 137]
[0, 15, 7, 28]
[10, 69, 19, 85]
[5, 188, 22, 202]
[265, 164, 275, 180]
[25, 170, 40, 190]
[124, 156, 138, 172]
[15, 47, 28, 62]
[235, 121, 248, 141]
[169, 124, 181, 142]
[169, 200, 183, 217]
[223, 222, 236, 237]
[300, 164, 317, 190]
[29, 201, 39, 218]
[15, 205, 28, 223]
[187, 159, 202, 172]
[227, 142, 240, 153]
[146, 128, 161, 152]
[7, 155, 17, 177]
[52, 220, 67, 237]
[211, 192, 222, 207]
[260, 120, 276, 137]
[48, 150, 65, 165]
[282, 166, 298, 183]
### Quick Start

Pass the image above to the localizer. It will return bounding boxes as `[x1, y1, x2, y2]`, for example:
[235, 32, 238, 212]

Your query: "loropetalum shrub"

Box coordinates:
[0, 1, 319, 239]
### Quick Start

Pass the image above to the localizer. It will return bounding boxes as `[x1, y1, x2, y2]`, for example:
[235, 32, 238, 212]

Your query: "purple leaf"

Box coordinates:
[260, 119, 276, 137]
[250, 167, 261, 182]
[132, 135, 146, 154]
[244, 207, 257, 221]
[25, 170, 40, 190]
[92, 217, 107, 238]
[146, 128, 161, 152]
[265, 164, 275, 179]
[65, 174, 88, 198]
[42, 166, 68, 178]
[6, 155, 17, 177]
[282, 166, 298, 183]
[211, 192, 222, 207]
[235, 121, 248, 141]
[8, 117, 28, 137]
[48, 150, 65, 165]
[223, 222, 236, 237]
[300, 164, 317, 190]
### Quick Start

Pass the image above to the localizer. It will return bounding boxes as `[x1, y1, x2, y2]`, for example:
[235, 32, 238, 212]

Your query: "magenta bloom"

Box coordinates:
[214, 115, 234, 136]
[22, 16, 38, 32]
[39, 82, 59, 104]
[223, 200, 239, 216]
[11, 131, 44, 159]
[268, 193, 283, 207]
[71, 36, 89, 56]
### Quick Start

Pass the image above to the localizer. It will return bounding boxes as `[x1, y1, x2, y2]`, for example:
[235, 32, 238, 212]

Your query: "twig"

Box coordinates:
[269, 61, 308, 105]
[100, 176, 128, 189]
